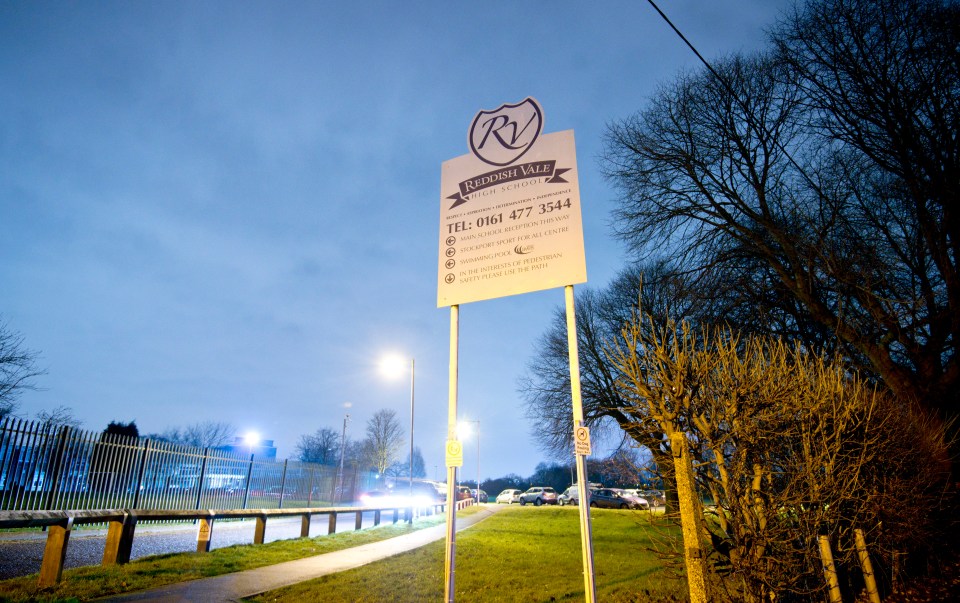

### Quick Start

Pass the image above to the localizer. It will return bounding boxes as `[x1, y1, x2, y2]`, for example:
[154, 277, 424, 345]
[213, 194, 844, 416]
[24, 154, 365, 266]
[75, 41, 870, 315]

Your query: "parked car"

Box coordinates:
[456, 485, 474, 500]
[471, 489, 488, 502]
[637, 489, 665, 507]
[496, 489, 522, 504]
[518, 486, 558, 506]
[588, 488, 647, 509]
[616, 489, 650, 510]
[558, 486, 583, 506]
[558, 483, 604, 506]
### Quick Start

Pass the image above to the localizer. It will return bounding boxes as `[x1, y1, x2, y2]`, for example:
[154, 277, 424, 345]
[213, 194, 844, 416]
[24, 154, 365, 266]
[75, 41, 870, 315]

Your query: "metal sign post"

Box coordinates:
[443, 304, 460, 603]
[567, 284, 597, 602]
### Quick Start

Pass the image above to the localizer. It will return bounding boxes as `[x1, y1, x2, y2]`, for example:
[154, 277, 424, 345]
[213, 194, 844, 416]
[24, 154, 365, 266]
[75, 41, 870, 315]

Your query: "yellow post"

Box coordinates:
[818, 535, 843, 603]
[444, 304, 460, 602]
[565, 285, 597, 603]
[854, 529, 881, 603]
[196, 516, 214, 553]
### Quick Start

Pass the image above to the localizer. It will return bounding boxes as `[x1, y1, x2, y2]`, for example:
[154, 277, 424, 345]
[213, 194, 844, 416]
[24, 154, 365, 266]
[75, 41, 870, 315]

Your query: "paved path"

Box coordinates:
[96, 505, 502, 602]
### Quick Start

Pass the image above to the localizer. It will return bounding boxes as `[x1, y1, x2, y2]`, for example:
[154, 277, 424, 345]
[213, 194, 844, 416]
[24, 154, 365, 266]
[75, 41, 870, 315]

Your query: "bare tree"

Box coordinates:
[295, 427, 341, 465]
[157, 420, 236, 448]
[35, 405, 82, 430]
[606, 305, 952, 602]
[0, 319, 43, 420]
[386, 446, 426, 478]
[520, 263, 702, 510]
[364, 409, 405, 475]
[344, 438, 371, 472]
[602, 0, 960, 426]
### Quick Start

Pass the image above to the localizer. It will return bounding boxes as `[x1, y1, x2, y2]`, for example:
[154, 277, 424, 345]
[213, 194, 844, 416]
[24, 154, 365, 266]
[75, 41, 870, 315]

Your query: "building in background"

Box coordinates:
[215, 437, 277, 460]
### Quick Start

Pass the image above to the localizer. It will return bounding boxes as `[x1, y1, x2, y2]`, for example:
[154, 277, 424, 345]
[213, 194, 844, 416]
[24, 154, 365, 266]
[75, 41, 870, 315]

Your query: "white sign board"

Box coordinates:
[437, 127, 587, 307]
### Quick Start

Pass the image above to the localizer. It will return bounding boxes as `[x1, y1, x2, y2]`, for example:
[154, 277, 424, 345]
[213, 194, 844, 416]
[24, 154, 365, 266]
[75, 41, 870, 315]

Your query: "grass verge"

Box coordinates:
[0, 507, 482, 603]
[246, 505, 688, 602]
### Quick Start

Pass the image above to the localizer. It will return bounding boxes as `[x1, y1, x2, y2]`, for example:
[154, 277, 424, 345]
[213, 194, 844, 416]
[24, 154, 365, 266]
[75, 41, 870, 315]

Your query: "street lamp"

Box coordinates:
[381, 353, 415, 521]
[242, 431, 259, 509]
[335, 412, 350, 504]
[458, 420, 481, 504]
[244, 431, 260, 457]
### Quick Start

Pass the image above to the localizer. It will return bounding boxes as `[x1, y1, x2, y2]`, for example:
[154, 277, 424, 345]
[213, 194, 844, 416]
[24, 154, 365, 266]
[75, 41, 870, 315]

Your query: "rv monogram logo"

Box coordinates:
[468, 97, 543, 166]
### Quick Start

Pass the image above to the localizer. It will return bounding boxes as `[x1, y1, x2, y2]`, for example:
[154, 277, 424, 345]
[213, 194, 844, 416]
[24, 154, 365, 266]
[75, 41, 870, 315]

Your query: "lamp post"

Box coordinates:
[381, 354, 415, 522]
[242, 431, 259, 509]
[459, 420, 480, 504]
[335, 413, 350, 503]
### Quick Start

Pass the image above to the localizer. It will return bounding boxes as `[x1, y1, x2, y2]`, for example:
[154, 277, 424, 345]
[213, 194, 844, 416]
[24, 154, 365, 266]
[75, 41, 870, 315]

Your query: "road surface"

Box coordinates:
[0, 510, 401, 580]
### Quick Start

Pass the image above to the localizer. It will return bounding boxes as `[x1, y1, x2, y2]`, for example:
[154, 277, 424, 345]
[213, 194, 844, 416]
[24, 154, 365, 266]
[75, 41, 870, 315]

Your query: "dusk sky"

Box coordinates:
[2, 1, 792, 482]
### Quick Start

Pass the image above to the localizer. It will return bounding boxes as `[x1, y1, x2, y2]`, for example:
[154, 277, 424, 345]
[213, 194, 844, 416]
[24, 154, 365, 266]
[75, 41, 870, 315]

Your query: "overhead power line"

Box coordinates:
[644, 0, 823, 195]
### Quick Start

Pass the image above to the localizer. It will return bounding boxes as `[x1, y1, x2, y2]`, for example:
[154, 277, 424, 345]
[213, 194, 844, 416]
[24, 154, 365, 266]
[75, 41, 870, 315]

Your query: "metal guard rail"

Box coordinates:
[0, 499, 474, 588]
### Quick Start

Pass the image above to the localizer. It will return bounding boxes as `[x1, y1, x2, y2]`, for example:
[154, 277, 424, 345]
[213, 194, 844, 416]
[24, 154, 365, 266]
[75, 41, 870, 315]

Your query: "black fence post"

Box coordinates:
[242, 453, 254, 509]
[194, 447, 210, 510]
[131, 439, 151, 510]
[43, 426, 71, 510]
[278, 459, 288, 508]
[306, 467, 315, 506]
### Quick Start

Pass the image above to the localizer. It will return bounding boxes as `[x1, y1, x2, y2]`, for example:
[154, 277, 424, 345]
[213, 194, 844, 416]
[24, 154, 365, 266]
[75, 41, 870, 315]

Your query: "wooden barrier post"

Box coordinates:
[38, 517, 73, 588]
[102, 512, 137, 565]
[102, 516, 125, 566]
[197, 516, 214, 552]
[254, 515, 267, 545]
[3, 505, 395, 582]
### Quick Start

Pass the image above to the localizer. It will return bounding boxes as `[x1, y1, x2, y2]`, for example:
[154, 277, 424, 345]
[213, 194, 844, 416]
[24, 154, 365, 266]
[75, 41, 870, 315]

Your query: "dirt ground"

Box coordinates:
[875, 557, 960, 602]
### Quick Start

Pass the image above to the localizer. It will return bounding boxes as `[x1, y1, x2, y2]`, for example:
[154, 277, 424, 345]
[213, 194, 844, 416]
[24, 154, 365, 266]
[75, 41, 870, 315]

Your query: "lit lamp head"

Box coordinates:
[379, 353, 408, 379]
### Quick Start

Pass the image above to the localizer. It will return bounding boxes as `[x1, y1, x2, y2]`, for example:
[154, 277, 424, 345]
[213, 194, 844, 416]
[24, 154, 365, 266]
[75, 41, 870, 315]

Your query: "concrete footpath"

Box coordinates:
[96, 505, 503, 603]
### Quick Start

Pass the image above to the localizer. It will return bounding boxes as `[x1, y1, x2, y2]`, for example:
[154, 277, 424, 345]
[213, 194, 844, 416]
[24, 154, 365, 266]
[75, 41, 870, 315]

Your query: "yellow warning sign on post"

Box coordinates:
[445, 439, 464, 467]
[574, 425, 592, 456]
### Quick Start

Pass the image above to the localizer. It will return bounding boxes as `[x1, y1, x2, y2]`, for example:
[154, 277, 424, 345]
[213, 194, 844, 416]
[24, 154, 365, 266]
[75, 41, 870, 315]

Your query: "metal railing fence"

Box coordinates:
[0, 417, 376, 512]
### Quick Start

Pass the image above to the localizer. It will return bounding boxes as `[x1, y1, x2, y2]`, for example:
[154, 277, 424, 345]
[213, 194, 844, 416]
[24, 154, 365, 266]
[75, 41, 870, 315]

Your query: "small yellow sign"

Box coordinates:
[574, 426, 591, 456]
[446, 439, 464, 467]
